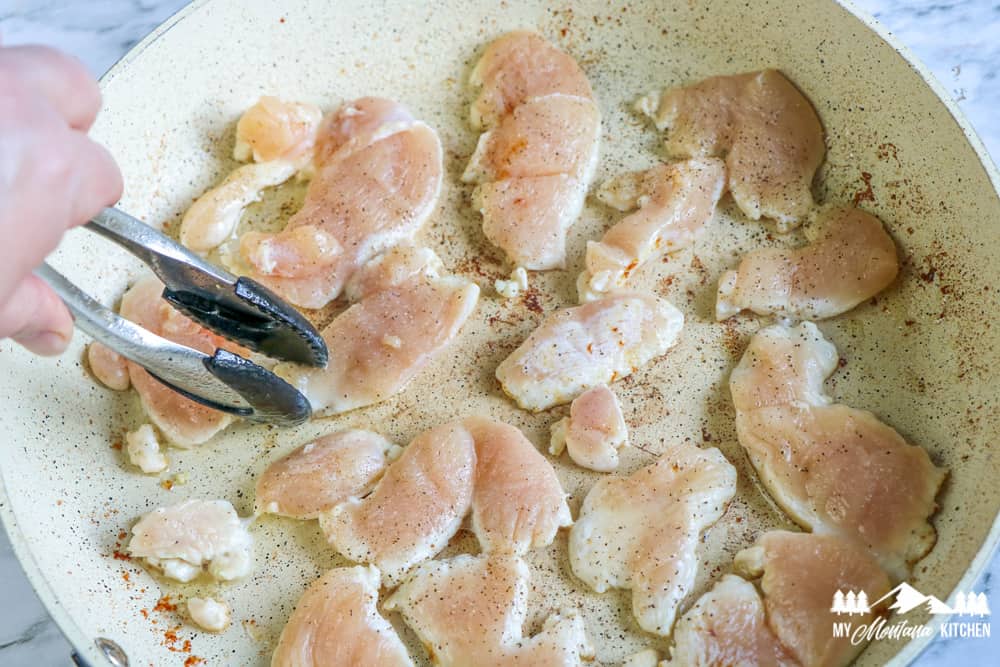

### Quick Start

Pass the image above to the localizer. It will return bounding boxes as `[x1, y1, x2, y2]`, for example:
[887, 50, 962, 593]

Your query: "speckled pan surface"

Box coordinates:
[1, 0, 999, 665]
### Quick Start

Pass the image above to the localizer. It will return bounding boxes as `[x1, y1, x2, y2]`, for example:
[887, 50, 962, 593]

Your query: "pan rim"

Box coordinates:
[2, 0, 997, 665]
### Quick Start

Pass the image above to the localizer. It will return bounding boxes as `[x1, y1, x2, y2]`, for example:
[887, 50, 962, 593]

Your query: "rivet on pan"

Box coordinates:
[95, 637, 129, 667]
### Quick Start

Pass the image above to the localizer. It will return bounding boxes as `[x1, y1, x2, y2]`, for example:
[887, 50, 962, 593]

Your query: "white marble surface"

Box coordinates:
[1, 0, 998, 665]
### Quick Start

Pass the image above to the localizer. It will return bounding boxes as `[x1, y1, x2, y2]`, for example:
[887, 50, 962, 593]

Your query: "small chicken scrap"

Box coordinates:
[385, 554, 594, 667]
[276, 245, 479, 417]
[255, 429, 399, 520]
[128, 499, 253, 582]
[496, 291, 683, 411]
[271, 565, 414, 667]
[716, 205, 899, 320]
[549, 384, 629, 472]
[638, 70, 825, 230]
[579, 157, 726, 302]
[464, 31, 600, 270]
[568, 441, 737, 635]
[731, 322, 946, 580]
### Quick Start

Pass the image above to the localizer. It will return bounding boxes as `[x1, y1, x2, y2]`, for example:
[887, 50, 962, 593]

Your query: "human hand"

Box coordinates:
[0, 45, 122, 355]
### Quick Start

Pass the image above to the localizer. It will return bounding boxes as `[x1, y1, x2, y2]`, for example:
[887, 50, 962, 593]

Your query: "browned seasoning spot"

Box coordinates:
[586, 343, 593, 354]
[278, 16, 285, 23]
[140, 609, 149, 619]
[185, 657, 205, 667]
[161, 479, 175, 491]
[701, 427, 712, 442]
[522, 289, 543, 314]
[111, 440, 123, 451]
[154, 595, 178, 613]
[852, 171, 875, 206]
[838, 357, 848, 369]
[112, 550, 131, 561]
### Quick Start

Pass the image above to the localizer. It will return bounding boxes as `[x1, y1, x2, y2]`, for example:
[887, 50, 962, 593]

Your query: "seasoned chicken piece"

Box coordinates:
[465, 33, 600, 271]
[734, 531, 891, 667]
[385, 554, 594, 667]
[255, 430, 399, 520]
[716, 205, 899, 320]
[179, 97, 321, 253]
[661, 575, 799, 667]
[271, 565, 414, 667]
[496, 292, 683, 411]
[568, 441, 737, 635]
[579, 158, 726, 301]
[464, 417, 571, 554]
[118, 276, 239, 446]
[638, 70, 824, 229]
[549, 384, 628, 472]
[233, 96, 323, 163]
[277, 267, 479, 417]
[463, 95, 600, 183]
[87, 342, 129, 391]
[236, 98, 443, 308]
[125, 424, 168, 474]
[469, 30, 595, 130]
[128, 499, 253, 583]
[319, 421, 476, 585]
[473, 173, 588, 270]
[343, 243, 444, 302]
[187, 597, 231, 633]
[731, 323, 946, 579]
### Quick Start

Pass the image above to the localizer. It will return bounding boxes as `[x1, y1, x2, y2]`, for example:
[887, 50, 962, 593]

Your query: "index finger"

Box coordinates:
[0, 45, 101, 130]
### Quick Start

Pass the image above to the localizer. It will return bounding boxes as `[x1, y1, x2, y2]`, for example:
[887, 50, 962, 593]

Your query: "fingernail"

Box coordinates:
[14, 329, 71, 356]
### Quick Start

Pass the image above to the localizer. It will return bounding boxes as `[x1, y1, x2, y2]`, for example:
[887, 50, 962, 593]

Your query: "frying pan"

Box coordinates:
[2, 0, 998, 665]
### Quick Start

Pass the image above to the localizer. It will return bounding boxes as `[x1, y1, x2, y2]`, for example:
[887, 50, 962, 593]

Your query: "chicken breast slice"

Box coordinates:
[234, 98, 443, 308]
[579, 158, 726, 301]
[255, 430, 399, 520]
[660, 575, 800, 667]
[549, 384, 629, 472]
[271, 565, 414, 667]
[277, 263, 479, 417]
[464, 416, 571, 554]
[128, 499, 253, 583]
[384, 554, 594, 667]
[87, 341, 130, 391]
[734, 531, 891, 667]
[318, 421, 476, 586]
[496, 292, 683, 411]
[730, 323, 946, 579]
[118, 275, 240, 447]
[568, 441, 737, 635]
[716, 205, 899, 320]
[180, 97, 321, 253]
[638, 70, 824, 230]
[469, 30, 595, 130]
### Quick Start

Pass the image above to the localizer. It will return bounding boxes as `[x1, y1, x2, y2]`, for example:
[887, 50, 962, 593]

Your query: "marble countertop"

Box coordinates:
[1, 1, 998, 665]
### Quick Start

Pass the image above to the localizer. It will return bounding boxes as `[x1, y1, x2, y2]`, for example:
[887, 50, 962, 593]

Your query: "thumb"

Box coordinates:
[0, 274, 74, 355]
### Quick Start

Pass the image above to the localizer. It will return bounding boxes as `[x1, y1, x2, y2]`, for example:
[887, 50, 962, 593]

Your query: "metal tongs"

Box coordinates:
[36, 208, 328, 426]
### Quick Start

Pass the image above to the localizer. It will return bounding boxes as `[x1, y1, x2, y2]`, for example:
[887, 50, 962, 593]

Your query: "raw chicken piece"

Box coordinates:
[469, 30, 595, 130]
[118, 276, 239, 447]
[661, 575, 799, 667]
[384, 554, 594, 667]
[730, 323, 946, 579]
[579, 158, 726, 301]
[87, 342, 129, 391]
[271, 565, 414, 667]
[125, 424, 168, 474]
[187, 597, 231, 633]
[255, 430, 399, 520]
[465, 32, 600, 271]
[319, 421, 476, 585]
[549, 384, 628, 472]
[128, 499, 253, 583]
[496, 292, 683, 411]
[637, 70, 824, 229]
[716, 205, 899, 320]
[473, 173, 588, 270]
[343, 243, 444, 302]
[463, 95, 601, 183]
[734, 531, 891, 667]
[464, 416, 571, 554]
[568, 441, 737, 635]
[179, 97, 322, 253]
[277, 267, 479, 417]
[237, 98, 443, 308]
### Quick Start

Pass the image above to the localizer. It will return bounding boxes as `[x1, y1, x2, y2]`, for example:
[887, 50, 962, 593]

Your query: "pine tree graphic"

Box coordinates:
[975, 593, 991, 616]
[856, 591, 870, 614]
[953, 592, 967, 615]
[832, 590, 847, 614]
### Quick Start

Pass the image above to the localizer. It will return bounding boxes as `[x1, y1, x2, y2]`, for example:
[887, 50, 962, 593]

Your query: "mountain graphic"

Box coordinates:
[872, 582, 953, 615]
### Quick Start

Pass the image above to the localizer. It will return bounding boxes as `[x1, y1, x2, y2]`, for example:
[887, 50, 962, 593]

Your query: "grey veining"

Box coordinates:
[0, 0, 997, 665]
